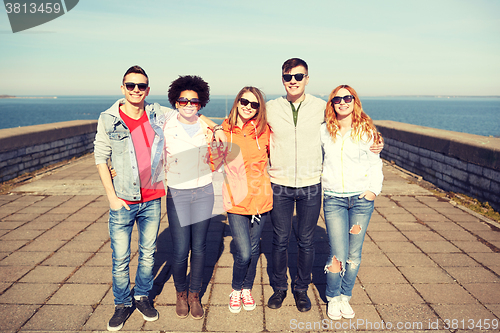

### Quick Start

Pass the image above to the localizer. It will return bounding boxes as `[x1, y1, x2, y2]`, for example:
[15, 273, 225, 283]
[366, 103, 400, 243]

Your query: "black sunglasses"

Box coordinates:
[282, 73, 307, 82]
[331, 95, 354, 105]
[239, 98, 260, 109]
[124, 82, 148, 91]
[177, 97, 200, 107]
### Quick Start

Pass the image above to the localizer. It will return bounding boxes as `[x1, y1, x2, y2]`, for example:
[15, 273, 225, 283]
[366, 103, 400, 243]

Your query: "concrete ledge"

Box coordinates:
[0, 120, 97, 153]
[0, 120, 97, 182]
[375, 120, 500, 210]
[374, 120, 500, 171]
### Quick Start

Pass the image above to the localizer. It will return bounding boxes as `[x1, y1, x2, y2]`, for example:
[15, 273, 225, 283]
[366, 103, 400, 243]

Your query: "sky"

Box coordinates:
[1, 0, 499, 97]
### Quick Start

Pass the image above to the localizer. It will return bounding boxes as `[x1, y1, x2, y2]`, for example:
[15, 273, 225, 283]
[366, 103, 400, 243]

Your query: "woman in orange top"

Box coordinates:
[220, 87, 272, 313]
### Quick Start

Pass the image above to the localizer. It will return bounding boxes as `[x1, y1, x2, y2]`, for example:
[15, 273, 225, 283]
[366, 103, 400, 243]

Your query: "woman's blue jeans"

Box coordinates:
[227, 212, 269, 290]
[270, 183, 322, 291]
[167, 184, 214, 293]
[108, 198, 161, 306]
[323, 194, 374, 301]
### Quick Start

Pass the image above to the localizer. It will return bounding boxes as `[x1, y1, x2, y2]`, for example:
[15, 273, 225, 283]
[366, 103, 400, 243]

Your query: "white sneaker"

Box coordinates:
[241, 289, 256, 311]
[340, 299, 355, 319]
[229, 290, 242, 313]
[327, 300, 342, 320]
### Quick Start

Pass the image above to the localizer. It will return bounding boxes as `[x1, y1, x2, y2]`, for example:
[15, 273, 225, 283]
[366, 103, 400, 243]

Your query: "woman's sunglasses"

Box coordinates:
[124, 82, 148, 91]
[177, 98, 200, 107]
[240, 98, 260, 109]
[282, 73, 307, 82]
[331, 95, 354, 105]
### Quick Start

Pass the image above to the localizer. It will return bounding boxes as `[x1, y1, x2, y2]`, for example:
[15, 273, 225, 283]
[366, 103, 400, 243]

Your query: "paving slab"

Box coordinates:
[413, 283, 477, 304]
[0, 155, 498, 332]
[0, 304, 38, 332]
[375, 304, 440, 329]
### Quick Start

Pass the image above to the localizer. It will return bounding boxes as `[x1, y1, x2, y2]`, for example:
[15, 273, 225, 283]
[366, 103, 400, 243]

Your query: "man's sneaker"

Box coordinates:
[339, 298, 355, 319]
[241, 289, 256, 311]
[107, 304, 131, 331]
[229, 289, 242, 313]
[135, 296, 159, 321]
[327, 300, 342, 320]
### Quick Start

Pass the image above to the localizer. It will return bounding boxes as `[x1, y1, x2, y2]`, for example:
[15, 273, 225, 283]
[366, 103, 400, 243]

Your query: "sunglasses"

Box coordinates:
[331, 95, 354, 105]
[282, 73, 307, 82]
[177, 97, 200, 107]
[239, 98, 260, 109]
[124, 82, 148, 91]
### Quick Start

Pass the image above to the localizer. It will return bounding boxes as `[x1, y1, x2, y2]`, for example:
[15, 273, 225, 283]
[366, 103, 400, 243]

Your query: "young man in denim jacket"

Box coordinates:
[94, 65, 176, 331]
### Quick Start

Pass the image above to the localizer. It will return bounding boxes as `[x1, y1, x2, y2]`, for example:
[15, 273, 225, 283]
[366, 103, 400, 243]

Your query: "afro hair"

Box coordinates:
[167, 75, 210, 109]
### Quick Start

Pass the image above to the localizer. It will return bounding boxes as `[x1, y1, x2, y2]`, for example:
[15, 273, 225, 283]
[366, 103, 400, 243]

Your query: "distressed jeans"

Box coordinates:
[323, 194, 374, 301]
[108, 198, 161, 306]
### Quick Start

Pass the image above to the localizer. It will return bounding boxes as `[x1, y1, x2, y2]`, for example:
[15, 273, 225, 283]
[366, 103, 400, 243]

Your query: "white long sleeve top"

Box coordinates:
[320, 123, 383, 196]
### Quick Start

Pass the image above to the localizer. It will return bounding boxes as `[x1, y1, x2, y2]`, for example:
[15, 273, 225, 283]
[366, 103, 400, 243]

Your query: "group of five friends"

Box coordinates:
[94, 58, 384, 331]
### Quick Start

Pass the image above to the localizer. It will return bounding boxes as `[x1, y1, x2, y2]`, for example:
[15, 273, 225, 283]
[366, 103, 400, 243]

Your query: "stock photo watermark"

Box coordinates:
[3, 0, 79, 33]
[290, 318, 499, 331]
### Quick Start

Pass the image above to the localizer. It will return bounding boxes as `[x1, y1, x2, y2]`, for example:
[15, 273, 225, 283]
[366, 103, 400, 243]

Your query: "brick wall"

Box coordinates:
[375, 120, 500, 211]
[0, 120, 97, 182]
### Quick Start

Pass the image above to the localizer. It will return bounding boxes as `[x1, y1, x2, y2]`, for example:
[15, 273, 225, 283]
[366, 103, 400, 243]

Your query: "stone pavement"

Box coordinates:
[0, 154, 499, 332]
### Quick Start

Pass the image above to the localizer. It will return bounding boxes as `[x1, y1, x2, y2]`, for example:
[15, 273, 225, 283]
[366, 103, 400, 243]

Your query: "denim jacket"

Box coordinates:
[94, 99, 176, 201]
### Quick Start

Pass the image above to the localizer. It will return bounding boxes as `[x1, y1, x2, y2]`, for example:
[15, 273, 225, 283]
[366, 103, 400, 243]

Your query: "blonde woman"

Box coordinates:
[321, 85, 383, 320]
[220, 87, 271, 313]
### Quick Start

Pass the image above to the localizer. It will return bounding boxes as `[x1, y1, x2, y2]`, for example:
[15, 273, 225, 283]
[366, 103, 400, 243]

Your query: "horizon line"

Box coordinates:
[2, 94, 500, 98]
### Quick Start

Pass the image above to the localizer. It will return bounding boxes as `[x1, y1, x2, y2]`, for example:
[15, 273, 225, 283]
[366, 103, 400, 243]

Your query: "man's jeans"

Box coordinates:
[323, 194, 374, 301]
[108, 198, 161, 306]
[167, 184, 214, 293]
[227, 212, 269, 291]
[270, 183, 322, 291]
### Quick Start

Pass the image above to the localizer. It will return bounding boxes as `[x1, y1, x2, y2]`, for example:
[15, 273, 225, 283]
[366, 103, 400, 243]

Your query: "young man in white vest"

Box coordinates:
[266, 58, 383, 312]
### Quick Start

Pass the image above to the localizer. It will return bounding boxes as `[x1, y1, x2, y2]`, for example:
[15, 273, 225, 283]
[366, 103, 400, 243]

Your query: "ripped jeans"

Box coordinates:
[323, 194, 374, 301]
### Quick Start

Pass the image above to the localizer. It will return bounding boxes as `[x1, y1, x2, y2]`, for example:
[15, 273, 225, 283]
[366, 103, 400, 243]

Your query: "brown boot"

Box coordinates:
[188, 292, 204, 320]
[176, 291, 189, 318]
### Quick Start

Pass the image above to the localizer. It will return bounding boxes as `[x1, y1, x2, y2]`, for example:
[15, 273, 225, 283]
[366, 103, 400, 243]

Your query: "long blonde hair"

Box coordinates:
[227, 87, 267, 136]
[325, 85, 380, 143]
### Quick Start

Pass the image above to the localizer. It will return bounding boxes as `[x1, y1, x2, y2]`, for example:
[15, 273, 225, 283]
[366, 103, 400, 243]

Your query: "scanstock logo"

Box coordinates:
[4, 0, 79, 33]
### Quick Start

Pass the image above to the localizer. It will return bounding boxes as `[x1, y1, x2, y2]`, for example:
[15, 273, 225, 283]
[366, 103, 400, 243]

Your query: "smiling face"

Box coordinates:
[237, 91, 259, 127]
[121, 73, 150, 107]
[333, 87, 355, 121]
[176, 90, 200, 124]
[282, 65, 309, 103]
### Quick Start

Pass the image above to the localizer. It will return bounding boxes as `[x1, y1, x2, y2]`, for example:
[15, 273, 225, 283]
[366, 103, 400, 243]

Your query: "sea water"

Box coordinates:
[0, 95, 498, 137]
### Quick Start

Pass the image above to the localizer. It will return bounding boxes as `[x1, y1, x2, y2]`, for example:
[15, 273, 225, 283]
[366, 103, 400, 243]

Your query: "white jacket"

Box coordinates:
[163, 115, 213, 189]
[320, 123, 383, 196]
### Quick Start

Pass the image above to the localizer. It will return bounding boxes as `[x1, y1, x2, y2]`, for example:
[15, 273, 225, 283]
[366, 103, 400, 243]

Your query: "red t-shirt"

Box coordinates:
[119, 108, 165, 204]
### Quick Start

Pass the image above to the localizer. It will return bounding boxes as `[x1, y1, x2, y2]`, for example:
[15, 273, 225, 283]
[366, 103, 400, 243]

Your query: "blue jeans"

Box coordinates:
[228, 212, 268, 290]
[323, 194, 374, 301]
[108, 198, 161, 306]
[270, 183, 322, 291]
[167, 184, 214, 293]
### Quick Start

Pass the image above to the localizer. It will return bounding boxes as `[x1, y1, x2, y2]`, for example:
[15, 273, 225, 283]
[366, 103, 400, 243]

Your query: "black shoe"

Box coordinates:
[135, 296, 159, 321]
[294, 290, 311, 312]
[107, 304, 132, 331]
[268, 290, 287, 309]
